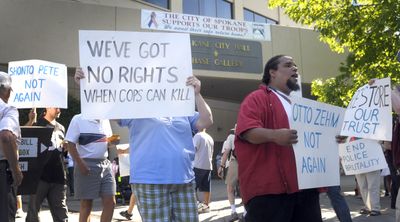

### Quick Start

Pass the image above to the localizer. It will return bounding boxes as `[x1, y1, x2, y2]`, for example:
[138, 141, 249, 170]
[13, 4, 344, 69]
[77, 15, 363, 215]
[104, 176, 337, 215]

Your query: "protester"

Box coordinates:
[0, 71, 23, 222]
[381, 141, 397, 200]
[382, 139, 398, 209]
[326, 186, 352, 222]
[75, 67, 213, 221]
[356, 78, 394, 217]
[193, 129, 214, 213]
[65, 115, 117, 222]
[327, 136, 352, 222]
[217, 125, 241, 221]
[26, 108, 68, 222]
[234, 55, 323, 222]
[115, 147, 136, 220]
[354, 149, 381, 216]
[390, 84, 400, 222]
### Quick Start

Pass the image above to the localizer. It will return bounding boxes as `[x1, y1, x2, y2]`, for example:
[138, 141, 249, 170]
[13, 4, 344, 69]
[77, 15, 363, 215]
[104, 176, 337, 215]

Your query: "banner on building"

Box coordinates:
[290, 96, 345, 189]
[141, 9, 271, 41]
[8, 60, 67, 109]
[79, 30, 194, 119]
[340, 77, 392, 141]
[339, 139, 387, 175]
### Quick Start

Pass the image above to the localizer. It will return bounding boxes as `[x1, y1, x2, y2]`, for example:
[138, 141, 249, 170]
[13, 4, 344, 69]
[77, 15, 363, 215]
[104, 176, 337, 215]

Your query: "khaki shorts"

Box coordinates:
[225, 158, 238, 187]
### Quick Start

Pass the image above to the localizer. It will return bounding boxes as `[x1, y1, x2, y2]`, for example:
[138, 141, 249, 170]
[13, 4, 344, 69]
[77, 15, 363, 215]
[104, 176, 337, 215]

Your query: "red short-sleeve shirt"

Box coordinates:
[235, 85, 299, 204]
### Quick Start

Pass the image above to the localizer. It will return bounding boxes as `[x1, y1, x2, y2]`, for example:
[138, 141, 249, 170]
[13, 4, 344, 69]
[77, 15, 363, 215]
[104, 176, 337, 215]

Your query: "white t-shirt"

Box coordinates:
[272, 90, 292, 118]
[0, 99, 20, 160]
[193, 131, 214, 170]
[65, 114, 112, 159]
[221, 134, 235, 167]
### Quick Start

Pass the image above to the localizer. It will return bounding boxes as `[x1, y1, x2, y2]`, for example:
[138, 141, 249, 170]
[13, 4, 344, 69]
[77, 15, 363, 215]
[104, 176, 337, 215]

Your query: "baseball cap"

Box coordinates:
[0, 72, 12, 89]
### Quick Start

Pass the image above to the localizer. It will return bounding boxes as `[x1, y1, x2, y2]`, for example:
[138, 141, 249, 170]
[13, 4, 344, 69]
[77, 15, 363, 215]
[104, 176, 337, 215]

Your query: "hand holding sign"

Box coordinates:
[74, 67, 85, 85]
[186, 76, 201, 95]
[274, 129, 298, 146]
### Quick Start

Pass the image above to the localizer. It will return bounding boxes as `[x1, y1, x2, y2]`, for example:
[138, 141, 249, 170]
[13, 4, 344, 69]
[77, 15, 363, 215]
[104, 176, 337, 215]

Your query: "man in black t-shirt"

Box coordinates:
[26, 108, 68, 222]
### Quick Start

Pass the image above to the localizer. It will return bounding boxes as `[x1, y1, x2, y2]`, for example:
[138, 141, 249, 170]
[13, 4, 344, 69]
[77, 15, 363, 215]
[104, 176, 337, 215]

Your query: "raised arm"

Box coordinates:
[186, 76, 213, 131]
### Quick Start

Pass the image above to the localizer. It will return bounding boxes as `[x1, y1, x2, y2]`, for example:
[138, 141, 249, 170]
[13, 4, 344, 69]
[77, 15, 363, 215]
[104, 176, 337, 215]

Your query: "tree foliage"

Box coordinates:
[269, 0, 400, 107]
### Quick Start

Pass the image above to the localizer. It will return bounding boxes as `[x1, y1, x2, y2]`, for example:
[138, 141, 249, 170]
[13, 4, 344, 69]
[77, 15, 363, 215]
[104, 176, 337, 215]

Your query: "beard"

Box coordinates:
[287, 79, 300, 91]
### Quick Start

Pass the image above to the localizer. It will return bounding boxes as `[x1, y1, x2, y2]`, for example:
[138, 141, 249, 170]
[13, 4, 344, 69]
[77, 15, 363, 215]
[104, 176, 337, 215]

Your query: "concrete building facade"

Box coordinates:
[0, 0, 346, 145]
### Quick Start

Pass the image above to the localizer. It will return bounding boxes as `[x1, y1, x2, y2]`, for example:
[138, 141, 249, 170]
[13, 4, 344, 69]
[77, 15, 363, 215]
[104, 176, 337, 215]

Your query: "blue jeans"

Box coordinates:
[327, 186, 352, 222]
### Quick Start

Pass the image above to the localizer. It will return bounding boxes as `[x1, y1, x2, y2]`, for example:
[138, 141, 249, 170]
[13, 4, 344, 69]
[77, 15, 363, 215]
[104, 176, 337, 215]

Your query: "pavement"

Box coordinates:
[16, 175, 395, 222]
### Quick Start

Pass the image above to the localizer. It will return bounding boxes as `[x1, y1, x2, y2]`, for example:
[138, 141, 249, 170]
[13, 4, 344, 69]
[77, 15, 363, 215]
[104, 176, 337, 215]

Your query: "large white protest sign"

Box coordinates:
[290, 96, 345, 189]
[339, 139, 387, 175]
[341, 78, 392, 141]
[8, 60, 67, 108]
[79, 30, 194, 119]
[141, 9, 271, 41]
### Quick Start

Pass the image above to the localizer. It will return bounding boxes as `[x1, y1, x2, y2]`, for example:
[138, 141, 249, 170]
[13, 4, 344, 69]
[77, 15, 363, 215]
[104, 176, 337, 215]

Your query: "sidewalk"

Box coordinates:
[17, 175, 395, 221]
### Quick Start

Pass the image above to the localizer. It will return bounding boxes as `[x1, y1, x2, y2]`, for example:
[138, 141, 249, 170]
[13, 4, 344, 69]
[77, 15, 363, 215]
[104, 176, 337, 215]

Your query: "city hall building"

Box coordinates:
[0, 0, 346, 147]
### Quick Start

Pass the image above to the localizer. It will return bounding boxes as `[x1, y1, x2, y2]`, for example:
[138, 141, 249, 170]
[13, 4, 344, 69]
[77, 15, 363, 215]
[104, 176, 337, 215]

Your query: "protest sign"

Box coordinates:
[8, 60, 67, 109]
[18, 126, 54, 195]
[79, 30, 194, 119]
[340, 78, 392, 141]
[339, 139, 387, 175]
[290, 96, 345, 189]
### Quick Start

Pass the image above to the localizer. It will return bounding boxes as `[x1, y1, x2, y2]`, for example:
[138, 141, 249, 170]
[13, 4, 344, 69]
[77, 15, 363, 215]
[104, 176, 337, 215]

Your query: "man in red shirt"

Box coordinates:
[235, 55, 322, 222]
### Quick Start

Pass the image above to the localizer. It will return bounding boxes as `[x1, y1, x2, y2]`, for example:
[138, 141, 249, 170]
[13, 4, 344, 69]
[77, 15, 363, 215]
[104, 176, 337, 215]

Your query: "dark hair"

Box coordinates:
[262, 55, 286, 85]
[37, 108, 46, 117]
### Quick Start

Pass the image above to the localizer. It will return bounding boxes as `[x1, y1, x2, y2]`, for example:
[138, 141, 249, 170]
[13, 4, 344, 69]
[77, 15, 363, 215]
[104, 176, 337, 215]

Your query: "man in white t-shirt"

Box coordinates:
[193, 129, 214, 213]
[218, 125, 240, 221]
[0, 71, 22, 221]
[65, 114, 116, 222]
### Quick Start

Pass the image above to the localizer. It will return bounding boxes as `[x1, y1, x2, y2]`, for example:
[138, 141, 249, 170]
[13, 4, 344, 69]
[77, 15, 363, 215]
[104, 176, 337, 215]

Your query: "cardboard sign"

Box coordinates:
[8, 60, 67, 109]
[339, 139, 387, 175]
[341, 78, 392, 141]
[79, 30, 194, 119]
[17, 126, 53, 195]
[290, 96, 345, 189]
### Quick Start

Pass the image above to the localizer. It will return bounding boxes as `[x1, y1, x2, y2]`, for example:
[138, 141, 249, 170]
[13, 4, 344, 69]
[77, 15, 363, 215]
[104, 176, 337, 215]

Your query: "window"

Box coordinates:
[244, 8, 277, 24]
[143, 0, 169, 9]
[183, 0, 232, 19]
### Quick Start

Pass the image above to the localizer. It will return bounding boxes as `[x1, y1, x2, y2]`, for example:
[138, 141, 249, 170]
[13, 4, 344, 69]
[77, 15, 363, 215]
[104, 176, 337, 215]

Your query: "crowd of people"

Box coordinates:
[0, 54, 399, 222]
